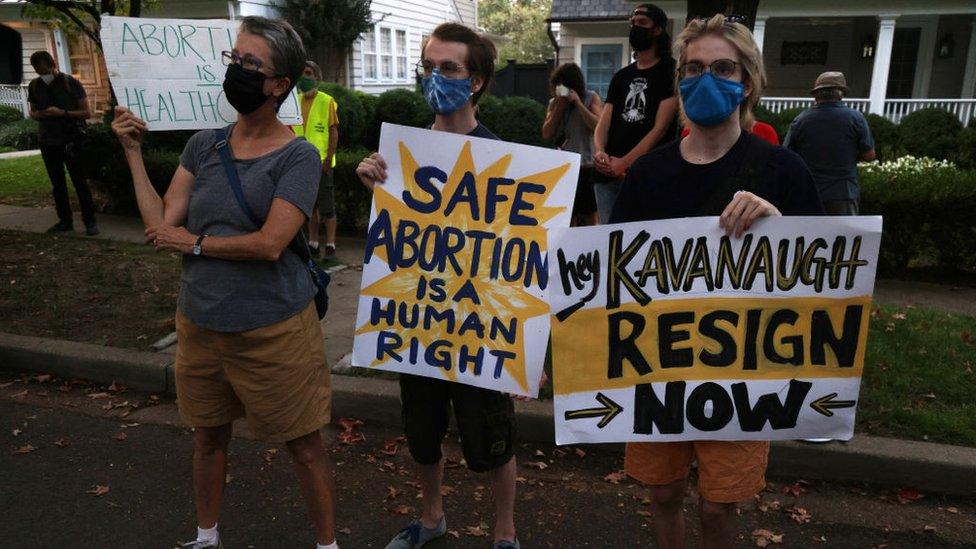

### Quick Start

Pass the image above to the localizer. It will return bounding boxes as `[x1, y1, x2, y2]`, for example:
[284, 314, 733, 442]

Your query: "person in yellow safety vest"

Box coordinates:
[292, 60, 339, 258]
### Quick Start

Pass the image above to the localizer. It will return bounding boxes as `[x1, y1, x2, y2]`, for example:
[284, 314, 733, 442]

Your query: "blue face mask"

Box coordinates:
[422, 69, 472, 115]
[679, 72, 746, 127]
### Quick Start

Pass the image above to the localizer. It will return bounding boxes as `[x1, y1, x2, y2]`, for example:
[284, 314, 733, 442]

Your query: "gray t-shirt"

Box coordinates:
[178, 124, 321, 332]
[550, 90, 597, 166]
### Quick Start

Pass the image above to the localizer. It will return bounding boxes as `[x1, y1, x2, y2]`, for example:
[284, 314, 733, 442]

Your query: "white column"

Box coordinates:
[962, 21, 976, 98]
[52, 28, 71, 74]
[869, 15, 898, 115]
[753, 17, 768, 53]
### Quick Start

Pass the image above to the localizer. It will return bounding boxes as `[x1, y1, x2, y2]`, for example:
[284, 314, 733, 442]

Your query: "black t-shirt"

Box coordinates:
[604, 58, 677, 158]
[27, 72, 87, 146]
[467, 122, 499, 140]
[609, 132, 824, 223]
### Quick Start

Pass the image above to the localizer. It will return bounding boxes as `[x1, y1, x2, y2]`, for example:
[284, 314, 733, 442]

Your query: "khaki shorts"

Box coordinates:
[174, 302, 331, 442]
[625, 440, 770, 503]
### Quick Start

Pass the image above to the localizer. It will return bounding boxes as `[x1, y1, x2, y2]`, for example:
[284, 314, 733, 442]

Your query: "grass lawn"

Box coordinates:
[858, 305, 976, 447]
[0, 155, 54, 208]
[0, 229, 180, 350]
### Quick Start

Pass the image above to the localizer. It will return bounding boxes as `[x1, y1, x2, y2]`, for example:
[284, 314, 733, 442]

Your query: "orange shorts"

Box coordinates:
[174, 302, 331, 443]
[625, 440, 770, 503]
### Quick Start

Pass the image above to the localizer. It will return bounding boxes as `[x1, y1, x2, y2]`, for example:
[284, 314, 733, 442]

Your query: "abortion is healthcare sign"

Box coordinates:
[352, 123, 579, 397]
[549, 216, 882, 444]
[100, 16, 301, 130]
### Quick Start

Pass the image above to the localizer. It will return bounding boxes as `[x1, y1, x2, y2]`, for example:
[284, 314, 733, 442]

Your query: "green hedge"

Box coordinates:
[0, 105, 23, 124]
[897, 108, 962, 161]
[0, 118, 39, 150]
[333, 147, 372, 231]
[320, 82, 367, 150]
[477, 95, 547, 146]
[860, 166, 976, 274]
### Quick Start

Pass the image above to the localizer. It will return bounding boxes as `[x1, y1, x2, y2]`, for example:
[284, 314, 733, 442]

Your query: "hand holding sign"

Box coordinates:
[111, 106, 148, 151]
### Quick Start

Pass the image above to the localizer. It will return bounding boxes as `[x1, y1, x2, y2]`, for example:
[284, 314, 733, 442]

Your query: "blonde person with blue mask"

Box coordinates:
[293, 60, 340, 258]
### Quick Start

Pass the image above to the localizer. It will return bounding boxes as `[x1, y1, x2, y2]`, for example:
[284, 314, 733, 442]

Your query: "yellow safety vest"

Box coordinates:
[292, 90, 338, 168]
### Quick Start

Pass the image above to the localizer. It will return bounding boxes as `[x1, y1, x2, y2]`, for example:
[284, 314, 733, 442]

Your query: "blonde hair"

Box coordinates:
[673, 14, 766, 130]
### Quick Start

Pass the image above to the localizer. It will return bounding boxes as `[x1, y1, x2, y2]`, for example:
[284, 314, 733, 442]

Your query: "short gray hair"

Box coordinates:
[814, 87, 844, 102]
[240, 16, 307, 98]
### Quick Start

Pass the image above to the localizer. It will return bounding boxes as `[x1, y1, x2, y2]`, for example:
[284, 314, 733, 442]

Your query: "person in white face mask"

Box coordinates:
[27, 50, 98, 236]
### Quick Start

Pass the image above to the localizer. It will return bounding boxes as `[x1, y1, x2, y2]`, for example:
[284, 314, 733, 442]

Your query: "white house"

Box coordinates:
[0, 0, 480, 116]
[548, 0, 976, 123]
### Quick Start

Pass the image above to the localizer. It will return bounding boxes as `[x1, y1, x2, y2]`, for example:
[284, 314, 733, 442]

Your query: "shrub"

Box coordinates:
[865, 113, 900, 161]
[752, 104, 778, 126]
[320, 82, 367, 149]
[373, 89, 433, 131]
[477, 95, 546, 146]
[0, 104, 24, 124]
[0, 118, 39, 150]
[333, 147, 373, 231]
[897, 107, 962, 161]
[356, 90, 379, 150]
[859, 159, 976, 274]
[955, 126, 976, 169]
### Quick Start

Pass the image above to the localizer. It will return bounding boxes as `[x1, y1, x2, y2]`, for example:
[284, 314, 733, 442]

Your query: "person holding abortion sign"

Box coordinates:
[356, 23, 522, 549]
[112, 16, 337, 549]
[609, 14, 824, 548]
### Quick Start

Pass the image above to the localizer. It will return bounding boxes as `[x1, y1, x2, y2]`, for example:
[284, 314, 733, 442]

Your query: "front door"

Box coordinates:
[886, 28, 920, 99]
[581, 44, 622, 100]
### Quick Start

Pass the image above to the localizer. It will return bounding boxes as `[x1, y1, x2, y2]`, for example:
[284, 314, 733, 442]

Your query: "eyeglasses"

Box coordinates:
[415, 60, 468, 79]
[678, 58, 739, 79]
[221, 50, 276, 75]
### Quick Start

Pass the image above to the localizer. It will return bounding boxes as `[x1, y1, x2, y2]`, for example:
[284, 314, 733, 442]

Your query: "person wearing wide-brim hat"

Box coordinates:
[784, 71, 877, 215]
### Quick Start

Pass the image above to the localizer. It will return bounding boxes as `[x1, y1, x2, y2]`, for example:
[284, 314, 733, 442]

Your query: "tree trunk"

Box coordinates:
[685, 0, 760, 31]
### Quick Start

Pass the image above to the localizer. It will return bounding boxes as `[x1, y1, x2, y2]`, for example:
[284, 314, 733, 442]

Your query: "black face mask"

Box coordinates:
[629, 25, 655, 52]
[223, 63, 271, 115]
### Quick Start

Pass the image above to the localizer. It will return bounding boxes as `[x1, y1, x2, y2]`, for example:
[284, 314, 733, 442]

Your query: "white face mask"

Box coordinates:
[40, 74, 55, 85]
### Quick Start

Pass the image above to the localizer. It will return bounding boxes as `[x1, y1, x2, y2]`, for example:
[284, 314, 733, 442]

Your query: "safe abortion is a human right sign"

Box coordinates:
[548, 216, 882, 445]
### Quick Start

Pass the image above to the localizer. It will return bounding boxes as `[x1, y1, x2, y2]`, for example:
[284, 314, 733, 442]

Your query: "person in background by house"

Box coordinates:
[356, 22, 523, 549]
[610, 15, 823, 548]
[592, 3, 679, 223]
[784, 71, 876, 215]
[292, 60, 339, 257]
[681, 116, 780, 144]
[541, 62, 603, 226]
[27, 50, 99, 236]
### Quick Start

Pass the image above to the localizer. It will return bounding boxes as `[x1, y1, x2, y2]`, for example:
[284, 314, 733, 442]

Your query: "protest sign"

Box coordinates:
[100, 16, 301, 130]
[352, 123, 579, 397]
[548, 216, 882, 444]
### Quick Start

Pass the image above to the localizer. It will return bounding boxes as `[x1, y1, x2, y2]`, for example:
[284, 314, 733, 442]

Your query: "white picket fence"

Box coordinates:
[0, 84, 29, 118]
[761, 96, 976, 125]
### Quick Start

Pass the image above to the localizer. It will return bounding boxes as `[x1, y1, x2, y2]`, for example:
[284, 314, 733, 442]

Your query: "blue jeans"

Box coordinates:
[593, 177, 623, 224]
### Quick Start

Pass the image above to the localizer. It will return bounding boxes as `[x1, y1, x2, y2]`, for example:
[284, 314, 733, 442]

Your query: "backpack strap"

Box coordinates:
[212, 126, 314, 262]
[695, 133, 774, 216]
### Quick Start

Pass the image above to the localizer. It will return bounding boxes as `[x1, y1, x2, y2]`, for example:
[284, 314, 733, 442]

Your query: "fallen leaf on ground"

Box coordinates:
[12, 443, 35, 454]
[440, 485, 456, 496]
[10, 390, 27, 398]
[534, 449, 546, 458]
[575, 448, 587, 458]
[53, 438, 69, 448]
[523, 461, 548, 470]
[463, 525, 488, 537]
[11, 429, 21, 436]
[897, 488, 924, 504]
[0, 381, 14, 388]
[945, 506, 959, 514]
[786, 506, 812, 524]
[872, 544, 889, 549]
[337, 417, 365, 445]
[262, 448, 279, 463]
[33, 374, 52, 383]
[923, 525, 936, 533]
[338, 527, 351, 535]
[381, 436, 406, 456]
[87, 392, 110, 400]
[114, 432, 127, 441]
[604, 470, 626, 484]
[811, 535, 827, 543]
[447, 530, 460, 539]
[386, 486, 401, 500]
[391, 504, 413, 515]
[86, 485, 110, 497]
[782, 481, 808, 497]
[637, 510, 653, 517]
[751, 529, 783, 547]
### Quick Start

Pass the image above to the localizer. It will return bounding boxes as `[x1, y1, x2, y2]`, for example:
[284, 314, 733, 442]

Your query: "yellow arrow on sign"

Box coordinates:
[809, 393, 857, 417]
[564, 392, 624, 429]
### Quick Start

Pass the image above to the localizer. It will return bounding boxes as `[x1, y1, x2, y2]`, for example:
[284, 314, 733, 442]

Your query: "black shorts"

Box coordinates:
[399, 374, 516, 472]
[571, 166, 597, 217]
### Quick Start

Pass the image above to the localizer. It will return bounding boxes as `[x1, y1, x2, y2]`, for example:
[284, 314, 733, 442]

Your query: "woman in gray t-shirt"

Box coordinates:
[541, 62, 604, 226]
[111, 16, 338, 549]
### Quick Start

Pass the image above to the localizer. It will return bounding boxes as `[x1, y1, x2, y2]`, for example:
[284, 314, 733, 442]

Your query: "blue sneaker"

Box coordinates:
[385, 516, 447, 549]
[494, 539, 520, 549]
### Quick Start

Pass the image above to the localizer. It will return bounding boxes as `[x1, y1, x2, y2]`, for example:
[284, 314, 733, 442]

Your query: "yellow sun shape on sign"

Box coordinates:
[355, 140, 571, 392]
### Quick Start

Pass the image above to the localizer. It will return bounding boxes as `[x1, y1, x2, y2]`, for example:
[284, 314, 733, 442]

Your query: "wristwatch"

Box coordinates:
[192, 234, 207, 256]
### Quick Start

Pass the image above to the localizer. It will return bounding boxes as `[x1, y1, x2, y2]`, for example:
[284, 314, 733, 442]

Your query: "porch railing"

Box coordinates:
[0, 84, 30, 118]
[761, 96, 975, 124]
